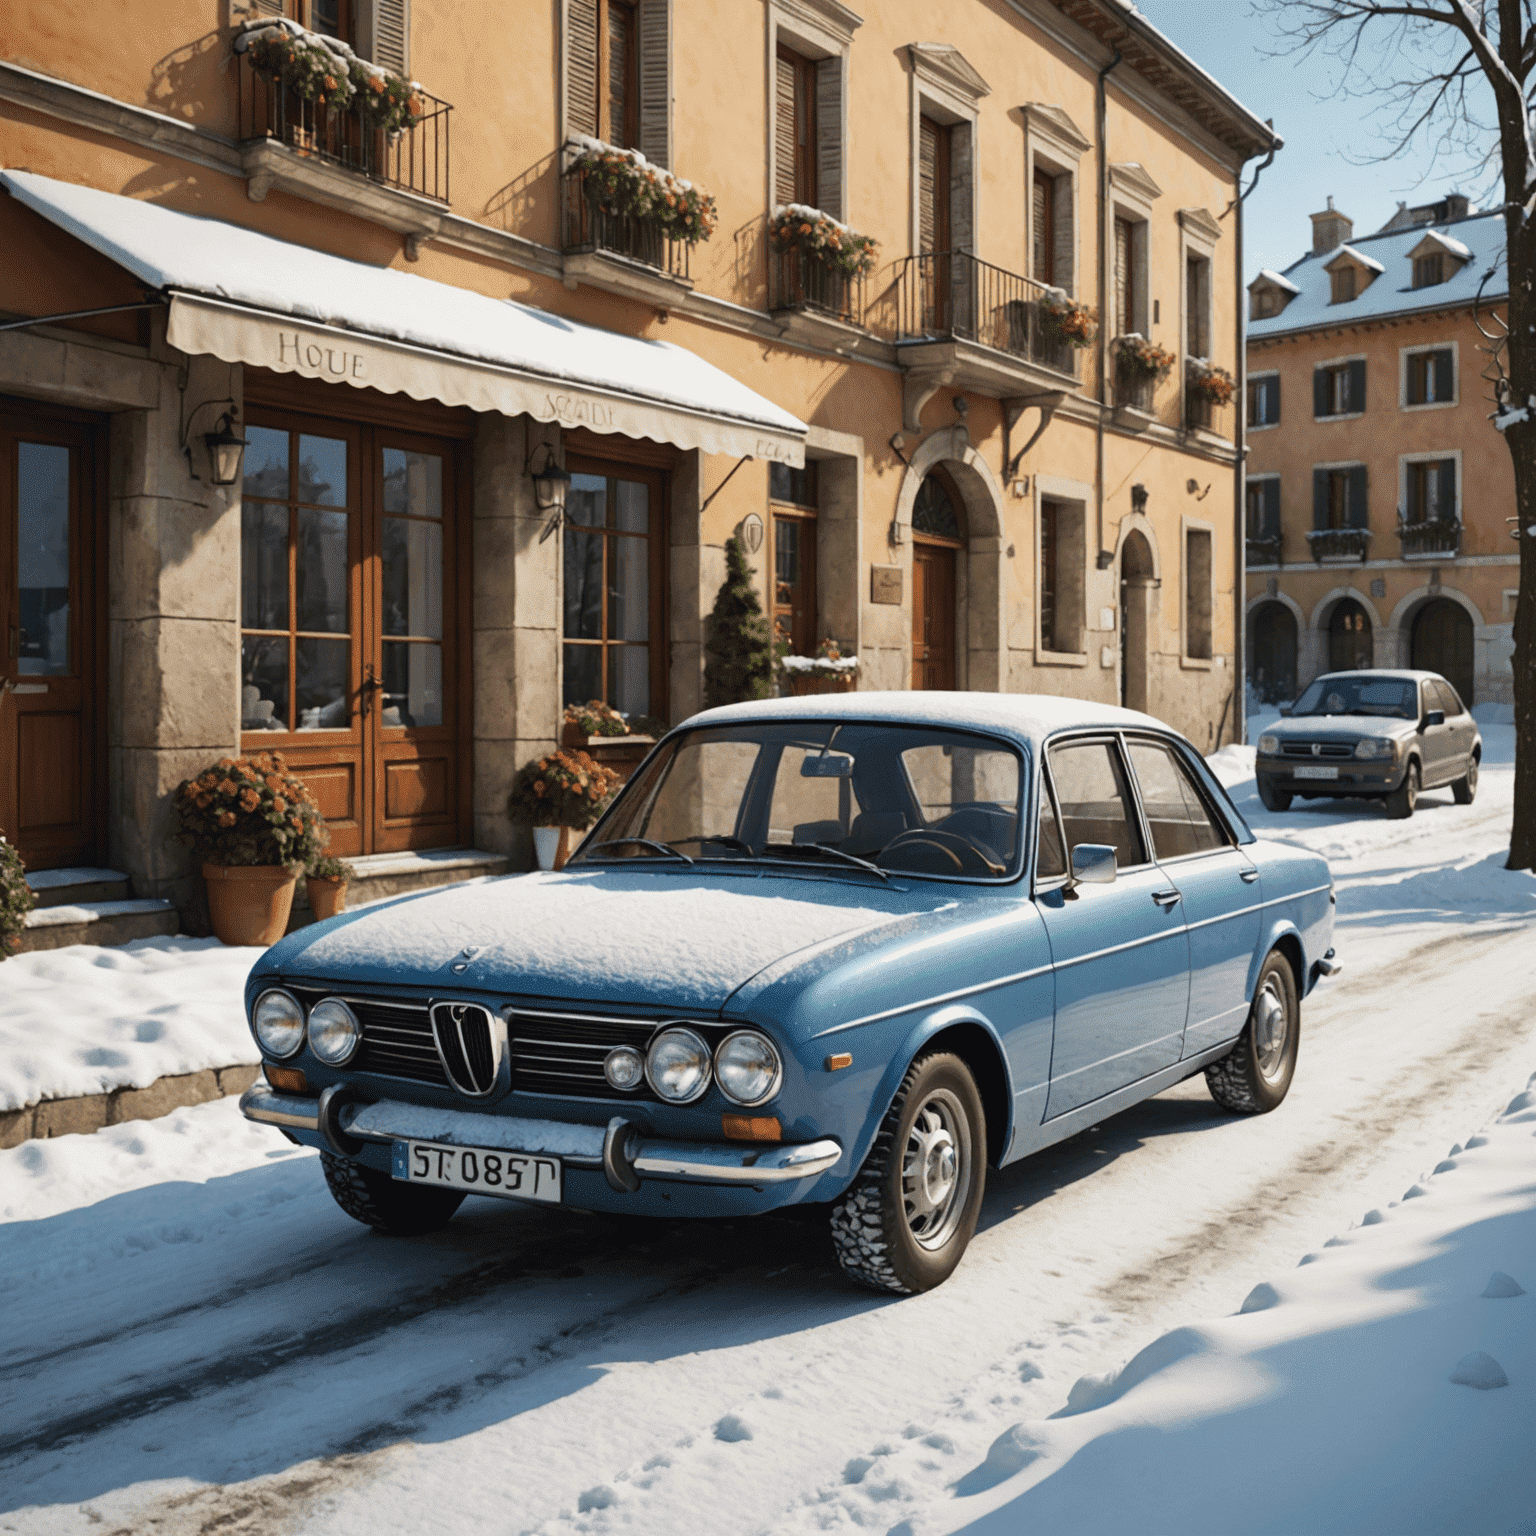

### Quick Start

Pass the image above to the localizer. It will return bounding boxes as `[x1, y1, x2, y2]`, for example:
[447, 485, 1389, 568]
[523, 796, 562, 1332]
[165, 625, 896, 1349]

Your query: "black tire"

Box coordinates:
[1257, 775, 1292, 812]
[321, 1150, 466, 1235]
[1206, 949, 1299, 1115]
[829, 1052, 986, 1295]
[1452, 751, 1480, 805]
[1386, 761, 1420, 820]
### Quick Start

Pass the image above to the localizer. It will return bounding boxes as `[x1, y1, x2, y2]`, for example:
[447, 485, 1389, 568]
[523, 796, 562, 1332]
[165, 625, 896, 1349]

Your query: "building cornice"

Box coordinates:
[1248, 295, 1505, 348]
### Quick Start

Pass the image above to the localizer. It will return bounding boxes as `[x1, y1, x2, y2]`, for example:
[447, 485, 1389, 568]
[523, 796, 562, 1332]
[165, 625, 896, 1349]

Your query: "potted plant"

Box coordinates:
[1114, 333, 1177, 384]
[1186, 358, 1236, 408]
[1038, 289, 1098, 349]
[241, 22, 358, 116]
[560, 699, 657, 783]
[305, 854, 355, 921]
[560, 698, 630, 746]
[0, 832, 34, 960]
[768, 204, 880, 280]
[508, 749, 623, 870]
[567, 136, 718, 245]
[175, 751, 326, 946]
[780, 637, 860, 696]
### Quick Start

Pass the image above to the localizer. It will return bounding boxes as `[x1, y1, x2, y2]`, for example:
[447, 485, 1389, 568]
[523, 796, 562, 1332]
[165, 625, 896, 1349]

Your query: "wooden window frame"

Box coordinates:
[777, 43, 818, 209]
[1402, 344, 1457, 410]
[1413, 252, 1445, 290]
[604, 0, 640, 150]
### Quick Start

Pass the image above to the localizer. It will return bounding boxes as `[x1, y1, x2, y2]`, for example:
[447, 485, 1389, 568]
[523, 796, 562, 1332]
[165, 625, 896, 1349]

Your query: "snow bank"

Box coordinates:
[0, 937, 262, 1112]
[935, 1075, 1536, 1535]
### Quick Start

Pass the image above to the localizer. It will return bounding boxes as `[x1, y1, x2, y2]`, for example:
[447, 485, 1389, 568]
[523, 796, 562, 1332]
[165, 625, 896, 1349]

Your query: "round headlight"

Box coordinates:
[715, 1030, 783, 1107]
[604, 1044, 645, 1091]
[253, 988, 305, 1059]
[307, 998, 361, 1065]
[1257, 733, 1279, 756]
[1354, 737, 1394, 760]
[645, 1026, 712, 1103]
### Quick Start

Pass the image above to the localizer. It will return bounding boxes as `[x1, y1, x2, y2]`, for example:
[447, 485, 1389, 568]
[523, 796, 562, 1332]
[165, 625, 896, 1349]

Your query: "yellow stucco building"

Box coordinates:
[0, 0, 1276, 919]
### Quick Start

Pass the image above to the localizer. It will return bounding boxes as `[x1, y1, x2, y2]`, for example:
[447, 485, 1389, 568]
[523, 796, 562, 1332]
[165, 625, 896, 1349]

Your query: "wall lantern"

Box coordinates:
[203, 413, 248, 487]
[528, 441, 572, 514]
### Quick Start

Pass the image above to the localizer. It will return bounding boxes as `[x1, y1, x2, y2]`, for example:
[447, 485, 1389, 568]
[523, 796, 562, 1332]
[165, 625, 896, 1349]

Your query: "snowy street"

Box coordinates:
[3, 723, 1534, 1536]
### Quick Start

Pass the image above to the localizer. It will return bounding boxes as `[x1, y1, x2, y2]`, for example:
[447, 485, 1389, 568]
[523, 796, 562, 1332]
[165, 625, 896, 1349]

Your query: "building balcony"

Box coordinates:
[236, 45, 451, 255]
[560, 157, 695, 307]
[769, 245, 866, 349]
[1306, 527, 1372, 564]
[1246, 532, 1282, 567]
[1398, 518, 1462, 559]
[891, 251, 1082, 431]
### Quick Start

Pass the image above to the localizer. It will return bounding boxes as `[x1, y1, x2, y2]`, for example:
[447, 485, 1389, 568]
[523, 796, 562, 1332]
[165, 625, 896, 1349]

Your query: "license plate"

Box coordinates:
[392, 1139, 562, 1203]
[1294, 765, 1338, 781]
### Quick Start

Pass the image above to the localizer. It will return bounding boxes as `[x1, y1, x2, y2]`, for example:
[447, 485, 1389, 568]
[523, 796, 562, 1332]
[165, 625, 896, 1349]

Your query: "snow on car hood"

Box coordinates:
[1268, 713, 1417, 737]
[260, 868, 932, 1011]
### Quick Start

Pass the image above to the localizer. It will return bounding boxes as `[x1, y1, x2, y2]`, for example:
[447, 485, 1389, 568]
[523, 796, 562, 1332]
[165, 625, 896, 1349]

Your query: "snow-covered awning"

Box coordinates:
[1, 170, 807, 466]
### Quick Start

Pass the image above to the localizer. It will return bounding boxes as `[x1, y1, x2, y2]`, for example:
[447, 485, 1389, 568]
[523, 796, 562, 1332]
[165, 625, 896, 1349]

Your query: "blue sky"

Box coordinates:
[1133, 0, 1499, 280]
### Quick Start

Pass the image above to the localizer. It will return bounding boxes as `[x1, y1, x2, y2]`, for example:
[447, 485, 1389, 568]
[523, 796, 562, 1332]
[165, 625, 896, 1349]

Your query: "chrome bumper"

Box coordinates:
[238, 1083, 841, 1189]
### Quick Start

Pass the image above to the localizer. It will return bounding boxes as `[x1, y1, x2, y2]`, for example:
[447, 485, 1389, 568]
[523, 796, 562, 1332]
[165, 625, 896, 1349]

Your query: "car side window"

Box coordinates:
[1125, 739, 1227, 860]
[1433, 680, 1462, 716]
[1035, 772, 1067, 879]
[1046, 739, 1146, 869]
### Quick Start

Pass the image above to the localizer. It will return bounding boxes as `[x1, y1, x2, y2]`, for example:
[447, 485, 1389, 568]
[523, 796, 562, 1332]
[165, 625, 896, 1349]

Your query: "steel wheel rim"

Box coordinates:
[1253, 975, 1290, 1081]
[901, 1088, 972, 1251]
[1467, 757, 1479, 793]
[1406, 767, 1419, 809]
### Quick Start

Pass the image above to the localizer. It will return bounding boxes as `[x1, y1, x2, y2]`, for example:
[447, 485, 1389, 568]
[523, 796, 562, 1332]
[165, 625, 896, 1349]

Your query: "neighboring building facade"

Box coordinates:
[1245, 195, 1513, 709]
[0, 0, 1274, 911]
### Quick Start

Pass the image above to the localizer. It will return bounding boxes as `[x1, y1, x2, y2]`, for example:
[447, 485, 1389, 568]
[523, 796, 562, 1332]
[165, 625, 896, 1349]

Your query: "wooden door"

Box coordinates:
[1411, 598, 1474, 706]
[911, 542, 956, 691]
[0, 409, 102, 871]
[240, 409, 464, 855]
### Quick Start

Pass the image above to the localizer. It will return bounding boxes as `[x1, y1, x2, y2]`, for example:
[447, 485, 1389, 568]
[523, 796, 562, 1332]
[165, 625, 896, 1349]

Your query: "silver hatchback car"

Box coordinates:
[1254, 669, 1481, 818]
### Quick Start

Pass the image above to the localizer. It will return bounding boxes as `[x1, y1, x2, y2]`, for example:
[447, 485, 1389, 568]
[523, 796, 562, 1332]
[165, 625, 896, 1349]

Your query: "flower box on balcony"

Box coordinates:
[1247, 533, 1283, 567]
[1306, 527, 1372, 564]
[769, 205, 879, 279]
[1398, 519, 1462, 559]
[1038, 289, 1098, 351]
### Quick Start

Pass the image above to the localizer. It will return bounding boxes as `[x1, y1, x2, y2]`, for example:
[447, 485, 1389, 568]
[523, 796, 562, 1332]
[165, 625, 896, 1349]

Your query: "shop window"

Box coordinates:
[1039, 497, 1085, 654]
[1184, 526, 1213, 661]
[1247, 373, 1280, 426]
[1405, 348, 1455, 406]
[771, 460, 818, 658]
[1314, 359, 1365, 417]
[567, 0, 669, 163]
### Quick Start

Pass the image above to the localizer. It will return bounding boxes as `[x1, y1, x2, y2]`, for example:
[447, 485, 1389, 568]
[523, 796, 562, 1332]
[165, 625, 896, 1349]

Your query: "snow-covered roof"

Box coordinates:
[1324, 244, 1384, 274]
[1407, 227, 1473, 262]
[1250, 210, 1507, 339]
[0, 169, 807, 464]
[684, 690, 1166, 744]
[1250, 269, 1299, 295]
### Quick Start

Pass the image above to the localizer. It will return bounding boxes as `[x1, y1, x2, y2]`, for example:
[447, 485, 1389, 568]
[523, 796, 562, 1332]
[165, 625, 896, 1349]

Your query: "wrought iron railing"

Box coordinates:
[1246, 532, 1282, 566]
[236, 53, 451, 205]
[1398, 519, 1462, 558]
[1306, 527, 1372, 563]
[893, 252, 1080, 379]
[561, 159, 692, 282]
[769, 246, 864, 325]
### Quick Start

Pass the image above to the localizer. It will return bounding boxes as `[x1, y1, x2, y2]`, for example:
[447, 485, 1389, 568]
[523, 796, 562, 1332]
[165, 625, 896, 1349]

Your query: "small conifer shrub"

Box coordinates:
[704, 536, 774, 708]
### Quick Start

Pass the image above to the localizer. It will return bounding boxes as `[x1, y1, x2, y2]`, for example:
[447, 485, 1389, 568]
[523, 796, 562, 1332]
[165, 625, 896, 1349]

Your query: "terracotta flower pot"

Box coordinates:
[306, 875, 348, 921]
[202, 863, 299, 947]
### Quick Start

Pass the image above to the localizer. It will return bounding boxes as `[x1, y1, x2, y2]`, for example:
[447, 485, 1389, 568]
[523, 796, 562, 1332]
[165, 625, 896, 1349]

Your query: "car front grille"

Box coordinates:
[507, 1008, 659, 1098]
[290, 988, 449, 1088]
[1279, 741, 1354, 759]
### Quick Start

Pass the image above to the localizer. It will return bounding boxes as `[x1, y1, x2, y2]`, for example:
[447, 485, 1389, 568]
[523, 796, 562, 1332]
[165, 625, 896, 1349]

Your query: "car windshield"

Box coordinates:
[1291, 677, 1418, 720]
[574, 721, 1025, 881]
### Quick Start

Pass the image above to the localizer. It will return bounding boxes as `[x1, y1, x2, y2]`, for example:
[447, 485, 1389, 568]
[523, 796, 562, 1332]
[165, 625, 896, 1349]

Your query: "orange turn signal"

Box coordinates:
[825, 1052, 853, 1071]
[266, 1065, 309, 1095]
[722, 1114, 782, 1142]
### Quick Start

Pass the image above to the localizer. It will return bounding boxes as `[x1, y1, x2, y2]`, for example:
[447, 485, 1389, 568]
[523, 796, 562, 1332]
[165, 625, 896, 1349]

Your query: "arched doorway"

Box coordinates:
[1119, 530, 1154, 711]
[1249, 601, 1298, 703]
[911, 468, 964, 690]
[1328, 597, 1373, 672]
[1411, 597, 1475, 704]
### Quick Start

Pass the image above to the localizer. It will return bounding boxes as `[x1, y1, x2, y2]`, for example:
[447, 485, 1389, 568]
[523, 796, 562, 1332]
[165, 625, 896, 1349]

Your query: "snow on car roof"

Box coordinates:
[684, 690, 1171, 745]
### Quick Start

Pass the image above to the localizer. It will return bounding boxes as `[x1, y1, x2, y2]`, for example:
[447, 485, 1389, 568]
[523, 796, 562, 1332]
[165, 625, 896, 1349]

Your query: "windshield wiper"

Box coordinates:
[756, 842, 889, 880]
[582, 838, 694, 864]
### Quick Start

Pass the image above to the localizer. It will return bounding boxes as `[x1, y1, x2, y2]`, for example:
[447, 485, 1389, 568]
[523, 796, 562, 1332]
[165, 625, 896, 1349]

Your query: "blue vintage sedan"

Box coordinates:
[241, 693, 1338, 1293]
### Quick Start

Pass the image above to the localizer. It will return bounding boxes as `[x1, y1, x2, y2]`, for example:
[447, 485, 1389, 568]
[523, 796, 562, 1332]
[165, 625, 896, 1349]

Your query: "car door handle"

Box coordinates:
[1151, 889, 1181, 908]
[1239, 868, 1260, 883]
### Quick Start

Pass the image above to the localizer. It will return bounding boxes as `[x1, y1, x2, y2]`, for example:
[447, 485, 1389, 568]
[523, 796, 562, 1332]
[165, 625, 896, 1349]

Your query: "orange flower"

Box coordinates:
[273, 796, 288, 815]
[217, 811, 237, 828]
[265, 775, 282, 791]
[195, 792, 213, 809]
[290, 816, 302, 830]
[239, 788, 260, 812]
[217, 758, 236, 770]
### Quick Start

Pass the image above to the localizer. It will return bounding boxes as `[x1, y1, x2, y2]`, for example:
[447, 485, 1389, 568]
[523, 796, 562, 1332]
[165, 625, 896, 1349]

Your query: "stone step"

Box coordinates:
[25, 866, 133, 908]
[285, 847, 515, 931]
[20, 897, 180, 953]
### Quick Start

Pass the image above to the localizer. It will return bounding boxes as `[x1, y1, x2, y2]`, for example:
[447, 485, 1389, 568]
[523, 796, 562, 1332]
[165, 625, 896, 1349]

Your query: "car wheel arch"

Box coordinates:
[1248, 924, 1305, 1005]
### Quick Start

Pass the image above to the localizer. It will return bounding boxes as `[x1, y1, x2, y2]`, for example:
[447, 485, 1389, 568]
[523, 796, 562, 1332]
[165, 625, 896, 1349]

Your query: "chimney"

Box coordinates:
[1310, 195, 1353, 256]
[1444, 192, 1470, 221]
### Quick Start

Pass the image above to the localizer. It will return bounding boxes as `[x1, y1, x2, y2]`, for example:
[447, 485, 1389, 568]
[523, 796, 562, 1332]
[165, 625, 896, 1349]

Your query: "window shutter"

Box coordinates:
[1114, 218, 1131, 333]
[637, 0, 669, 167]
[1032, 174, 1049, 284]
[1348, 464, 1368, 528]
[1347, 359, 1366, 413]
[1433, 349, 1454, 403]
[775, 52, 798, 206]
[1312, 468, 1328, 529]
[1264, 477, 1281, 535]
[361, 0, 410, 77]
[1440, 458, 1457, 522]
[1268, 373, 1280, 425]
[1053, 174, 1073, 295]
[568, 0, 600, 139]
[814, 57, 841, 220]
[918, 116, 938, 253]
[1313, 367, 1329, 418]
[250, 0, 286, 15]
[949, 124, 973, 254]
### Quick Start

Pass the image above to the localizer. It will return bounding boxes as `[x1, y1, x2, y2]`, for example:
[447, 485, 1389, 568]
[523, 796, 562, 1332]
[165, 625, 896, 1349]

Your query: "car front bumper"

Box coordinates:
[1255, 755, 1407, 793]
[239, 1081, 842, 1191]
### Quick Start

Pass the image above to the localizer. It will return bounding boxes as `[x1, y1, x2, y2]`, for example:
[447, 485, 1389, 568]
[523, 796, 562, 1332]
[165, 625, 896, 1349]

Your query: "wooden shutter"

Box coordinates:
[1267, 373, 1280, 425]
[1263, 478, 1281, 535]
[1032, 171, 1053, 285]
[1186, 257, 1209, 356]
[568, 0, 600, 138]
[775, 50, 798, 205]
[250, 0, 286, 15]
[1053, 175, 1073, 295]
[1313, 367, 1330, 418]
[1114, 218, 1132, 333]
[918, 116, 939, 253]
[1312, 468, 1329, 529]
[814, 57, 841, 220]
[637, 0, 669, 167]
[361, 0, 409, 76]
[1439, 458, 1457, 522]
[1348, 464, 1368, 528]
[1347, 359, 1367, 413]
[1433, 349, 1454, 404]
[606, 1, 632, 146]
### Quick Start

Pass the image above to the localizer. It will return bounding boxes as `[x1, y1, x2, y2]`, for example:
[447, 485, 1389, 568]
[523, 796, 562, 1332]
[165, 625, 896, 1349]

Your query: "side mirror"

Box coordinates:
[1069, 843, 1117, 885]
[1278, 706, 1292, 717]
[1422, 710, 1446, 729]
